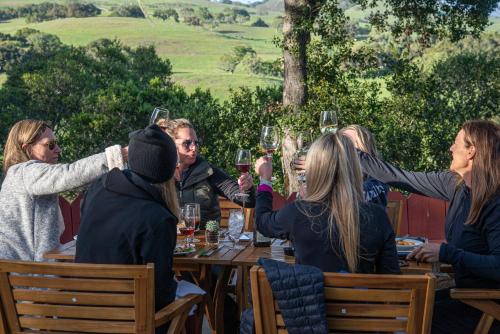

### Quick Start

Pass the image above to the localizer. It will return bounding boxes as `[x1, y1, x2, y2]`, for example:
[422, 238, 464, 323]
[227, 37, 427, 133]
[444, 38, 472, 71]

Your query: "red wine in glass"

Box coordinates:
[179, 227, 195, 236]
[235, 163, 250, 173]
[235, 149, 251, 198]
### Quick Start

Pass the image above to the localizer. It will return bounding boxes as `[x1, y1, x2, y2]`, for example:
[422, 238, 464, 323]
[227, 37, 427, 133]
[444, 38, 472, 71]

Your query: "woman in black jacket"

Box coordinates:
[76, 125, 180, 334]
[254, 133, 400, 274]
[354, 120, 499, 333]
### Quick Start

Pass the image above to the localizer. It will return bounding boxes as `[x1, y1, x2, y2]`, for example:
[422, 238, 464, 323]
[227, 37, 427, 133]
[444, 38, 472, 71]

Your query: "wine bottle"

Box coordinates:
[253, 227, 271, 247]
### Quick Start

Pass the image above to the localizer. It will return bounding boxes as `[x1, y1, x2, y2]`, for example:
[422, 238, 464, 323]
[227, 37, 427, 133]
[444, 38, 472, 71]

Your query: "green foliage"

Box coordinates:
[110, 5, 145, 18]
[219, 45, 256, 73]
[152, 8, 179, 22]
[354, 0, 499, 45]
[0, 2, 101, 24]
[205, 220, 219, 232]
[251, 18, 269, 27]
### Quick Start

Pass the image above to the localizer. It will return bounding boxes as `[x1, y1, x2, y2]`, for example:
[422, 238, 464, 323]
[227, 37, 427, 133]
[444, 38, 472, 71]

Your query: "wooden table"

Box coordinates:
[44, 234, 249, 334]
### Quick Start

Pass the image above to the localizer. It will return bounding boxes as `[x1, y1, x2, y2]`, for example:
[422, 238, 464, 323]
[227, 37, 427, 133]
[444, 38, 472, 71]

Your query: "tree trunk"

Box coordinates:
[283, 0, 310, 107]
[281, 0, 310, 195]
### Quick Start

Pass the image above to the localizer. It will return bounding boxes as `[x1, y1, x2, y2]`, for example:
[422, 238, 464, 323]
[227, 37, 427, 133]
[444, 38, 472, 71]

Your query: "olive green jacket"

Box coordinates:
[176, 157, 255, 228]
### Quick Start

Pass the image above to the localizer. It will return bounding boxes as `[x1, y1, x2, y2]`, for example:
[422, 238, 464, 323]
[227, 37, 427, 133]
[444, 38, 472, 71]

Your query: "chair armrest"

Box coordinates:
[451, 289, 500, 300]
[155, 294, 203, 328]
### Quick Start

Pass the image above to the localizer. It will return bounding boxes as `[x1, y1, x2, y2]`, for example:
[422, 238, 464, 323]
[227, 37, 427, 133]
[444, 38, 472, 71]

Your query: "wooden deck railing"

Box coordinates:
[59, 191, 447, 244]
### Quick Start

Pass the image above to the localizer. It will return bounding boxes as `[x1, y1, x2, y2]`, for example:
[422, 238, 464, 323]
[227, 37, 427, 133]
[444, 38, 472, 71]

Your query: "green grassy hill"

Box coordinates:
[0, 0, 498, 99]
[0, 0, 284, 100]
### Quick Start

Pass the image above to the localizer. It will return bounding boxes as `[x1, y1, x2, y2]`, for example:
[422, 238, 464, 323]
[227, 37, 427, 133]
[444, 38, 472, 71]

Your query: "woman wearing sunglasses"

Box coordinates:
[159, 118, 255, 229]
[0, 119, 127, 262]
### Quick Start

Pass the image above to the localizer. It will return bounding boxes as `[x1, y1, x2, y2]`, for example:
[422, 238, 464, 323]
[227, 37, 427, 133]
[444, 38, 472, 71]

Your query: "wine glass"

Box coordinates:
[260, 126, 279, 158]
[180, 206, 195, 247]
[149, 107, 170, 126]
[235, 149, 251, 200]
[294, 132, 311, 183]
[319, 109, 338, 134]
[184, 203, 201, 242]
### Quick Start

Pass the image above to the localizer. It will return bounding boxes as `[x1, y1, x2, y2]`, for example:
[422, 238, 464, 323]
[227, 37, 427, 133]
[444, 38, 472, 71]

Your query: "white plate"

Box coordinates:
[396, 238, 424, 252]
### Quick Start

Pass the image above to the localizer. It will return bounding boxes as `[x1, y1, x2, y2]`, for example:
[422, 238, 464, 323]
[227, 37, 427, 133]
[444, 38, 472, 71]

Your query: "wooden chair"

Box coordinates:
[250, 265, 436, 334]
[387, 199, 404, 235]
[219, 196, 254, 231]
[450, 289, 500, 334]
[0, 259, 203, 334]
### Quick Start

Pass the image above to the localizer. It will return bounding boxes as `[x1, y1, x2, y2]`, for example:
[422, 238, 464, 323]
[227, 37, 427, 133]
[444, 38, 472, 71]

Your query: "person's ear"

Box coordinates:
[22, 143, 32, 158]
[467, 145, 476, 160]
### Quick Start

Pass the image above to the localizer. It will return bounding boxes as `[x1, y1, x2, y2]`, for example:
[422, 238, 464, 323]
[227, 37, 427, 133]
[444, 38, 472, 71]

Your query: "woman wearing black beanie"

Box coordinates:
[75, 124, 180, 334]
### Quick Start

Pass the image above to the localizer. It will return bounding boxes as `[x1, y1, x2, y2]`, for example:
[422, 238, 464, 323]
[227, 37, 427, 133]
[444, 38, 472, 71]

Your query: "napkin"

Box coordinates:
[175, 280, 206, 316]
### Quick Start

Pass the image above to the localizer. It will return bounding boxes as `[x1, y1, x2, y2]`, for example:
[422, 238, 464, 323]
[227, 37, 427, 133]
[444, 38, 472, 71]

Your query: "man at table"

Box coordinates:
[75, 124, 179, 334]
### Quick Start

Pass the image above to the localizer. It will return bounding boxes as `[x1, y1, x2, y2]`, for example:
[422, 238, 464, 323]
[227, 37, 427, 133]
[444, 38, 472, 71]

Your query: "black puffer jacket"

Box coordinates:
[177, 157, 255, 228]
[240, 258, 328, 334]
[76, 169, 177, 334]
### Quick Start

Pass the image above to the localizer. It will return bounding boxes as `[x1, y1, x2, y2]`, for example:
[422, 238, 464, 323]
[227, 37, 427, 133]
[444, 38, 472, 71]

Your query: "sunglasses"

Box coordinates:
[179, 139, 201, 149]
[38, 140, 58, 151]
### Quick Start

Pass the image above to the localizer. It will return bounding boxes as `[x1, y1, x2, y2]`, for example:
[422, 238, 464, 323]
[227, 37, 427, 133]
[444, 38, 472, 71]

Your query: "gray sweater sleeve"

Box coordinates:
[21, 146, 123, 196]
[358, 150, 458, 201]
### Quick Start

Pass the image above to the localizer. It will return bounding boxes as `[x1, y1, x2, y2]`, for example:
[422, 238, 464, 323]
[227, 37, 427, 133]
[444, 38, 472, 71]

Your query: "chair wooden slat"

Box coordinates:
[9, 276, 134, 292]
[325, 303, 410, 317]
[251, 266, 435, 334]
[19, 317, 135, 333]
[16, 303, 135, 320]
[324, 287, 412, 303]
[326, 317, 407, 332]
[0, 259, 201, 334]
[13, 290, 134, 306]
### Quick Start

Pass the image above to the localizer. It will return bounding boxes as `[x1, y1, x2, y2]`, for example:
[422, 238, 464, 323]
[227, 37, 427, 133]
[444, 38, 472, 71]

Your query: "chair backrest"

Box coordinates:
[387, 199, 404, 235]
[0, 260, 155, 334]
[219, 196, 254, 231]
[250, 265, 436, 334]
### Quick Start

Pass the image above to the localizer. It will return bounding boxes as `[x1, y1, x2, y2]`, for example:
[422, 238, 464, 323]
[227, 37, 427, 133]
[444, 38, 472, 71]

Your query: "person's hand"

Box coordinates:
[121, 146, 128, 163]
[293, 155, 306, 171]
[407, 242, 441, 263]
[238, 172, 253, 191]
[254, 157, 272, 181]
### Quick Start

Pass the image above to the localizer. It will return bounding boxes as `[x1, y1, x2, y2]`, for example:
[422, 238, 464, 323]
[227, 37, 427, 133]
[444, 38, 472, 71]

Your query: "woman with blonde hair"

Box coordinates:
[0, 119, 126, 262]
[254, 133, 399, 273]
[159, 118, 255, 228]
[357, 120, 499, 333]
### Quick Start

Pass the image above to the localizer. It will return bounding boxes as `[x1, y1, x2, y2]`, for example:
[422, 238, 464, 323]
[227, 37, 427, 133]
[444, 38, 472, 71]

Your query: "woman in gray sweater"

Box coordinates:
[0, 119, 126, 262]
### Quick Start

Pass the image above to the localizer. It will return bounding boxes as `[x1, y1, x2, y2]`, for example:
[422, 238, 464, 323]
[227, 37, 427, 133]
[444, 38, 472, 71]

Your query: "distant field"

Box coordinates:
[0, 0, 498, 99]
[0, 0, 283, 100]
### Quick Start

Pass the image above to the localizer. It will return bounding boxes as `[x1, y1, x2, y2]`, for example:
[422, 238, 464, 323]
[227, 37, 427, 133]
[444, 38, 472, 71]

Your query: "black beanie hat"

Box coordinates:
[128, 124, 177, 184]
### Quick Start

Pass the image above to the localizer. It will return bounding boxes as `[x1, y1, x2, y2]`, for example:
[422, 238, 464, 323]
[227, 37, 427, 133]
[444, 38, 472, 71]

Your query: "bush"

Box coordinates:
[110, 5, 145, 18]
[0, 2, 101, 23]
[153, 9, 179, 22]
[251, 18, 269, 27]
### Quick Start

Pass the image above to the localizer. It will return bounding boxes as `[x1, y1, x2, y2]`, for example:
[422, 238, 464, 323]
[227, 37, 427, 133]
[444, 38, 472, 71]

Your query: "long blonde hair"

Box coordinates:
[3, 119, 50, 173]
[462, 120, 499, 225]
[340, 124, 379, 157]
[302, 133, 363, 272]
[161, 178, 180, 221]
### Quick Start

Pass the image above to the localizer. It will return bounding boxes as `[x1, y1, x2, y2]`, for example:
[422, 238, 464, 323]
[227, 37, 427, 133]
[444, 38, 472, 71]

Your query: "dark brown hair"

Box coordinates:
[462, 120, 499, 225]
